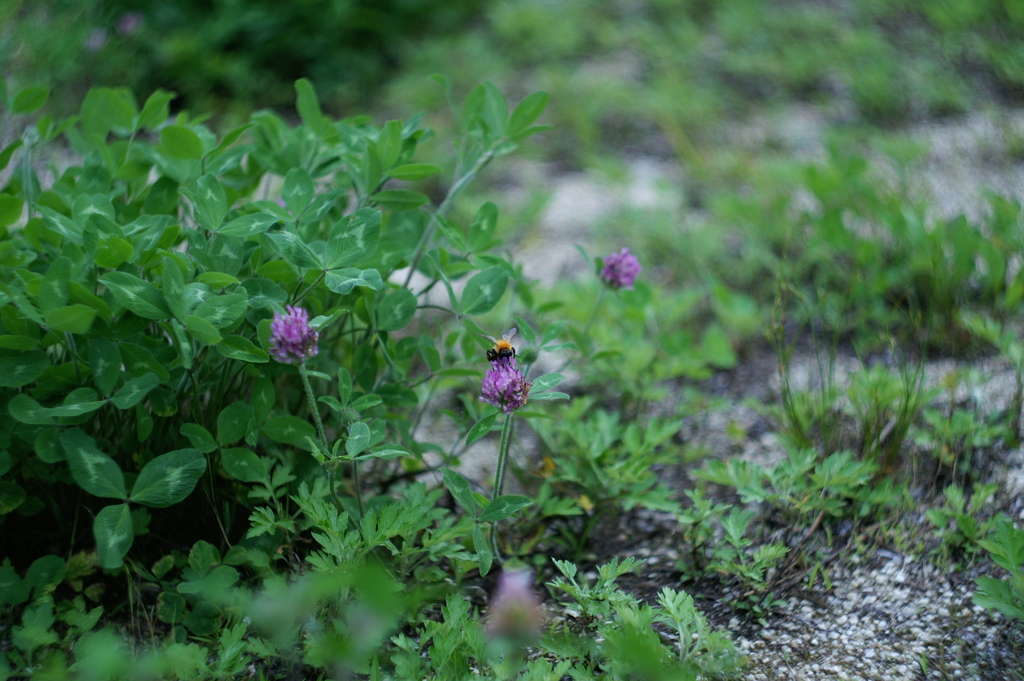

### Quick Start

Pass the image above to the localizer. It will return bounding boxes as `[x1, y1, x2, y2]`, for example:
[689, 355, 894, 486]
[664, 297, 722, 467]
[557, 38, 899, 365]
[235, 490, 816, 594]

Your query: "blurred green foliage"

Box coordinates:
[2, 0, 484, 115]
[7, 0, 1024, 142]
[379, 0, 1024, 172]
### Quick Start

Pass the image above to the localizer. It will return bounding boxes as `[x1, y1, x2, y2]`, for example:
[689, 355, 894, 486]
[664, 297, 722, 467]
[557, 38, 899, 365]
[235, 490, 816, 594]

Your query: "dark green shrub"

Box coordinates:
[3, 0, 485, 114]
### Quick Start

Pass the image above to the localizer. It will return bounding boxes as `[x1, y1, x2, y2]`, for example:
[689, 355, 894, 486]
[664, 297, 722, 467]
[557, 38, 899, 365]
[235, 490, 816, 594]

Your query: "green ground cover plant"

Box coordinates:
[0, 76, 754, 679]
[926, 483, 1004, 566]
[690, 444, 906, 620]
[963, 312, 1024, 444]
[546, 558, 744, 680]
[4, 0, 1024, 677]
[973, 518, 1024, 624]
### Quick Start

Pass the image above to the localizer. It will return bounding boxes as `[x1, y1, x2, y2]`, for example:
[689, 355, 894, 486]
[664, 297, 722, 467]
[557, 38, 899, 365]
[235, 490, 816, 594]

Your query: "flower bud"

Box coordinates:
[516, 345, 539, 365]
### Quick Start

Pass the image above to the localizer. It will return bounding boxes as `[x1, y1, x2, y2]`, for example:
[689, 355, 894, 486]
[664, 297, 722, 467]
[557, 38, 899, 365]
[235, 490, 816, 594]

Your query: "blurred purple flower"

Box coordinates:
[85, 28, 108, 52]
[480, 356, 531, 415]
[600, 247, 642, 290]
[116, 12, 144, 36]
[270, 306, 319, 364]
[486, 568, 544, 641]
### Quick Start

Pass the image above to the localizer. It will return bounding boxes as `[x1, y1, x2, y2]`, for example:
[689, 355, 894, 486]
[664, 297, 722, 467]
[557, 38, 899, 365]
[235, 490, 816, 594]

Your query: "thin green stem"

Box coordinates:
[410, 377, 440, 431]
[555, 286, 607, 375]
[327, 466, 349, 518]
[300, 362, 362, 517]
[575, 506, 604, 561]
[582, 286, 607, 337]
[402, 142, 502, 289]
[376, 331, 403, 381]
[299, 363, 329, 450]
[414, 278, 442, 298]
[64, 332, 82, 383]
[489, 412, 514, 562]
[189, 370, 206, 431]
[292, 270, 327, 306]
[349, 458, 365, 518]
[22, 136, 35, 221]
[416, 304, 458, 314]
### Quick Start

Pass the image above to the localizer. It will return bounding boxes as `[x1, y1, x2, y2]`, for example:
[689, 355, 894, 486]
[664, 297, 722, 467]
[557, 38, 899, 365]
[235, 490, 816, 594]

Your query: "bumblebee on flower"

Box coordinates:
[479, 327, 531, 414]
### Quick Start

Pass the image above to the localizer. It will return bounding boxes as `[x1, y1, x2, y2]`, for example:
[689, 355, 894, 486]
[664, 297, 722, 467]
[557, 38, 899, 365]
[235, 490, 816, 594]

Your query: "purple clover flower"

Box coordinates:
[600, 247, 642, 290]
[486, 568, 544, 641]
[480, 356, 531, 415]
[269, 306, 319, 364]
[116, 11, 144, 36]
[85, 28, 108, 52]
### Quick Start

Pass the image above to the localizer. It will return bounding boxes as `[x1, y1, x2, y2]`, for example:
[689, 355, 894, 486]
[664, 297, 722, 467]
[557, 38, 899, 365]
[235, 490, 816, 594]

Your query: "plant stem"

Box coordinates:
[292, 270, 326, 306]
[65, 332, 82, 383]
[554, 286, 608, 376]
[22, 132, 37, 221]
[489, 412, 514, 562]
[582, 285, 607, 338]
[575, 506, 604, 561]
[1012, 367, 1023, 444]
[402, 142, 501, 289]
[349, 453, 365, 518]
[299, 362, 329, 449]
[327, 465, 351, 518]
[300, 362, 364, 516]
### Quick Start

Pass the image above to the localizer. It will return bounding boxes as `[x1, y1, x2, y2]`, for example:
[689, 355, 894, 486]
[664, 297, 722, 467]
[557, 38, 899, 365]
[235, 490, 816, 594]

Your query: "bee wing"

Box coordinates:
[477, 331, 498, 343]
[502, 327, 518, 342]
